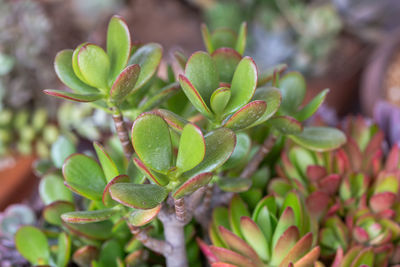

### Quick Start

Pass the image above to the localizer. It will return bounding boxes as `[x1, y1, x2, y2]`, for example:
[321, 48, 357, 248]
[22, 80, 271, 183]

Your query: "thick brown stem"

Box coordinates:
[111, 107, 134, 160]
[174, 198, 186, 222]
[240, 135, 277, 179]
[128, 224, 172, 255]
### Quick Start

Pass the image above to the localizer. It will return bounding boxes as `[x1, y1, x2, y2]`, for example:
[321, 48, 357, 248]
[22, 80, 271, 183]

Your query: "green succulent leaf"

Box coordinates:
[73, 246, 99, 267]
[292, 246, 320, 267]
[271, 226, 299, 265]
[51, 136, 76, 168]
[72, 43, 89, 83]
[139, 82, 180, 111]
[235, 22, 247, 55]
[211, 29, 237, 50]
[128, 205, 161, 226]
[93, 142, 119, 182]
[212, 48, 242, 83]
[272, 207, 296, 249]
[62, 208, 118, 224]
[54, 49, 97, 93]
[131, 113, 172, 173]
[268, 116, 303, 134]
[289, 126, 346, 152]
[110, 64, 140, 103]
[211, 87, 231, 116]
[177, 123, 206, 173]
[133, 158, 169, 186]
[109, 183, 167, 209]
[223, 132, 251, 169]
[209, 246, 255, 267]
[185, 51, 219, 106]
[173, 172, 213, 199]
[211, 207, 231, 247]
[43, 89, 103, 102]
[223, 100, 266, 130]
[294, 89, 329, 121]
[15, 226, 49, 265]
[64, 220, 113, 240]
[98, 239, 124, 267]
[77, 43, 110, 89]
[247, 87, 281, 128]
[279, 232, 313, 267]
[182, 128, 236, 179]
[229, 195, 250, 239]
[153, 109, 189, 133]
[240, 216, 269, 262]
[39, 174, 74, 205]
[102, 174, 131, 207]
[258, 64, 287, 86]
[57, 232, 71, 267]
[107, 15, 131, 82]
[63, 154, 107, 201]
[217, 177, 252, 193]
[224, 56, 257, 115]
[279, 72, 306, 114]
[201, 24, 214, 54]
[43, 201, 75, 226]
[128, 43, 163, 91]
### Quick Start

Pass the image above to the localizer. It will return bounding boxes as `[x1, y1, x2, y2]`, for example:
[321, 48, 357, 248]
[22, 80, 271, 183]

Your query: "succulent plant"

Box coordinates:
[199, 193, 320, 266]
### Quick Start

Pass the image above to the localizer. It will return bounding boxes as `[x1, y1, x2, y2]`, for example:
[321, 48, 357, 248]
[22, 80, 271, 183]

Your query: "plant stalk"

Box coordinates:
[241, 134, 277, 179]
[128, 224, 172, 255]
[174, 198, 186, 222]
[111, 107, 134, 160]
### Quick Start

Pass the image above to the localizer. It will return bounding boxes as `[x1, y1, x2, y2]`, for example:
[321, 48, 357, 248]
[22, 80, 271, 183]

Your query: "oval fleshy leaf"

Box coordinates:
[15, 226, 49, 265]
[223, 132, 251, 170]
[293, 246, 320, 267]
[57, 232, 71, 267]
[51, 136, 76, 169]
[110, 64, 140, 103]
[229, 195, 250, 239]
[289, 127, 346, 152]
[176, 123, 205, 173]
[247, 87, 282, 128]
[185, 51, 219, 105]
[179, 74, 213, 118]
[271, 207, 296, 249]
[98, 239, 124, 267]
[43, 201, 75, 226]
[173, 172, 213, 199]
[109, 183, 167, 209]
[63, 154, 107, 201]
[133, 158, 169, 186]
[294, 89, 329, 121]
[128, 205, 161, 226]
[39, 174, 74, 205]
[235, 22, 247, 55]
[128, 43, 163, 91]
[73, 246, 99, 267]
[224, 56, 257, 115]
[78, 43, 110, 89]
[240, 216, 269, 262]
[212, 48, 242, 83]
[64, 220, 113, 240]
[201, 24, 214, 54]
[153, 109, 189, 133]
[211, 87, 231, 116]
[268, 116, 303, 134]
[43, 89, 103, 102]
[61, 208, 118, 224]
[279, 72, 306, 114]
[54, 49, 97, 93]
[131, 113, 172, 173]
[209, 246, 255, 267]
[279, 232, 313, 267]
[271, 226, 300, 265]
[223, 100, 266, 130]
[217, 176, 252, 193]
[102, 174, 131, 207]
[107, 15, 131, 82]
[139, 82, 180, 111]
[211, 207, 231, 248]
[257, 64, 287, 87]
[211, 28, 237, 50]
[182, 128, 236, 179]
[72, 43, 88, 83]
[94, 142, 119, 182]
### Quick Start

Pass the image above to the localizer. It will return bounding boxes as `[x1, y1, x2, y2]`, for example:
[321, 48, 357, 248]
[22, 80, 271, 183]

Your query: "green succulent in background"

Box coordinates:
[199, 193, 320, 267]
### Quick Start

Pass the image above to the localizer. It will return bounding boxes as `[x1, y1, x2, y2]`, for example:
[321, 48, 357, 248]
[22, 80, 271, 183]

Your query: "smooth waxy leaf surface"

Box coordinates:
[279, 72, 306, 114]
[57, 232, 71, 267]
[102, 174, 131, 207]
[109, 183, 167, 209]
[154, 109, 189, 133]
[248, 87, 281, 128]
[110, 64, 140, 103]
[211, 29, 237, 50]
[64, 220, 113, 240]
[73, 246, 99, 267]
[43, 89, 103, 102]
[201, 24, 214, 54]
[211, 87, 231, 116]
[258, 64, 287, 86]
[15, 226, 49, 265]
[185, 51, 219, 105]
[51, 136, 76, 168]
[179, 75, 213, 118]
[289, 127, 346, 152]
[62, 208, 118, 224]
[212, 48, 241, 83]
[128, 205, 161, 226]
[132, 113, 172, 173]
[173, 172, 213, 199]
[176, 123, 205, 173]
[235, 22, 247, 55]
[39, 174, 73, 205]
[72, 43, 88, 83]
[229, 195, 250, 239]
[294, 89, 329, 121]
[241, 216, 269, 261]
[182, 128, 236, 179]
[54, 49, 97, 93]
[78, 44, 110, 89]
[217, 177, 252, 192]
[128, 43, 162, 90]
[94, 142, 119, 182]
[98, 239, 124, 267]
[268, 116, 303, 134]
[43, 201, 75, 226]
[224, 57, 257, 115]
[107, 15, 131, 82]
[223, 133, 251, 169]
[133, 158, 168, 186]
[209, 246, 254, 267]
[223, 100, 266, 130]
[63, 154, 107, 201]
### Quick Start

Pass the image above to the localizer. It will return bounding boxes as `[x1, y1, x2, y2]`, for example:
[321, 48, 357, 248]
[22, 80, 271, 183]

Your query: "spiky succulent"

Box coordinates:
[200, 193, 320, 267]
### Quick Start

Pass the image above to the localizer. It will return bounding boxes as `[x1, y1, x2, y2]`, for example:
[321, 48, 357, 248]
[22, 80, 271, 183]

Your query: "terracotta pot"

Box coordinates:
[0, 155, 37, 211]
[361, 28, 400, 116]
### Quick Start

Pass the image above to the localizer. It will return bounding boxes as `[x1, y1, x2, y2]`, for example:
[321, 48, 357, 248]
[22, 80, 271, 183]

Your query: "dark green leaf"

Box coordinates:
[248, 87, 281, 128]
[279, 71, 306, 114]
[294, 89, 329, 121]
[98, 239, 124, 267]
[173, 172, 213, 199]
[64, 220, 113, 240]
[133, 158, 169, 186]
[268, 116, 303, 134]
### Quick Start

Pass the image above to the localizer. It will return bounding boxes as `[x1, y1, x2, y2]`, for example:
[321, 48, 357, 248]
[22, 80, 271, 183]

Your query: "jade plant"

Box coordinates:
[14, 14, 347, 267]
